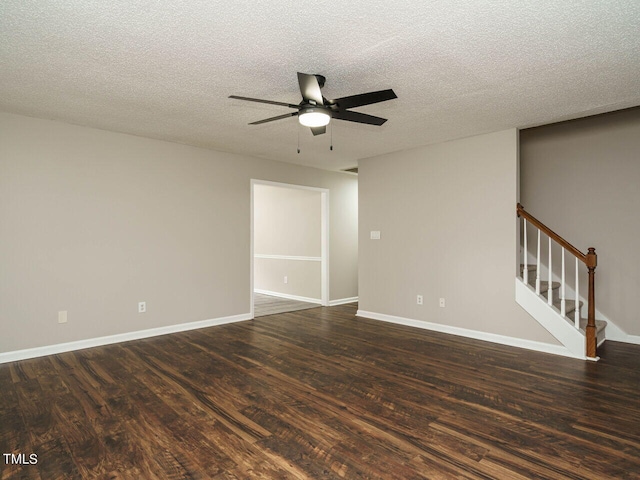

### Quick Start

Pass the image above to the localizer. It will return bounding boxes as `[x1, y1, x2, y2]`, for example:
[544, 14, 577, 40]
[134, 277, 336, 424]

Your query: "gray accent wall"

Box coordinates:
[520, 107, 640, 336]
[358, 129, 558, 344]
[0, 112, 358, 353]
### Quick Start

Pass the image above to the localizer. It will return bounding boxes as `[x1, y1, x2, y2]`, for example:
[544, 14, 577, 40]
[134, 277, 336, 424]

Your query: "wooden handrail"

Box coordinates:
[517, 203, 598, 359]
[517, 203, 586, 263]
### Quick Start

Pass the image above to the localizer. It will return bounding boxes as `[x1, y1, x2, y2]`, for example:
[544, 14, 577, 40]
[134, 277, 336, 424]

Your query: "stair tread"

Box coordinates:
[520, 264, 537, 272]
[541, 293, 582, 310]
[553, 297, 582, 313]
[519, 278, 560, 293]
[579, 318, 607, 333]
[539, 280, 560, 291]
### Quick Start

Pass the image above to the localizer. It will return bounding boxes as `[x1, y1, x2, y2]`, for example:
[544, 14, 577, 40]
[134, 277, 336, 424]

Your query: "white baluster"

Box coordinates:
[523, 220, 528, 284]
[560, 248, 566, 317]
[548, 237, 553, 305]
[536, 230, 541, 295]
[575, 258, 580, 329]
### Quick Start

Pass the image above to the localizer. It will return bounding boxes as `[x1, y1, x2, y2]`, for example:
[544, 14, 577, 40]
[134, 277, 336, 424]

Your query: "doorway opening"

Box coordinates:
[250, 180, 329, 317]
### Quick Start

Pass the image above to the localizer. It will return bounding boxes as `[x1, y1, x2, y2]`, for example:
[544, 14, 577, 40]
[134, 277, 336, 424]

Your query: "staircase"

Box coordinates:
[516, 204, 606, 360]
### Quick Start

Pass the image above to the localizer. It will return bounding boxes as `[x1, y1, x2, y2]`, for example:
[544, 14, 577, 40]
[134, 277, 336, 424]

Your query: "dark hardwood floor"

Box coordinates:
[1, 303, 639, 479]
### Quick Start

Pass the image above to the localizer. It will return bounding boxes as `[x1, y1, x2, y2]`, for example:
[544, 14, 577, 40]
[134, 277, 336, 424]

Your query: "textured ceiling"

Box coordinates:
[1, 1, 639, 171]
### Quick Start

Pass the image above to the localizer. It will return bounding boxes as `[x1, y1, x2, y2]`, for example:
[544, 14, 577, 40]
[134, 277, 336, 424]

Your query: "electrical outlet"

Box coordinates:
[58, 311, 68, 324]
[284, 276, 288, 284]
[370, 230, 381, 240]
[416, 295, 423, 305]
[439, 298, 446, 308]
[138, 302, 146, 313]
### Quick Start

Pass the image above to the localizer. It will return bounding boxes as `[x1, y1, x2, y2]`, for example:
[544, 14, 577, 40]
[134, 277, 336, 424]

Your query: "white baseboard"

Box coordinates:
[254, 289, 322, 305]
[0, 312, 252, 364]
[356, 309, 583, 360]
[329, 297, 359, 306]
[603, 321, 640, 345]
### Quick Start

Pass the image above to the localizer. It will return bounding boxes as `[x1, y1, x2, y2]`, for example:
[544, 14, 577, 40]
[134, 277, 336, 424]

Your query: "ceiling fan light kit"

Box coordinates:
[230, 72, 397, 136]
[298, 108, 331, 127]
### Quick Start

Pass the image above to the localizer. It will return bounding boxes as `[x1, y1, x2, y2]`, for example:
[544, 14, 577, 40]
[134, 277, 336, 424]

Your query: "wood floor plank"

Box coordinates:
[2, 303, 640, 479]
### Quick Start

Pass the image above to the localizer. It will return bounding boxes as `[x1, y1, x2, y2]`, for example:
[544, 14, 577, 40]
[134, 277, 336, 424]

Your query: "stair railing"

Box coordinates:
[517, 204, 598, 358]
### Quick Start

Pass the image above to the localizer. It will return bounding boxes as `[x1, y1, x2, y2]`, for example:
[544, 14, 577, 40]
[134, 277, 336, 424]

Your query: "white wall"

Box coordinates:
[254, 185, 321, 257]
[0, 112, 358, 355]
[358, 129, 559, 346]
[520, 107, 640, 336]
[254, 184, 322, 301]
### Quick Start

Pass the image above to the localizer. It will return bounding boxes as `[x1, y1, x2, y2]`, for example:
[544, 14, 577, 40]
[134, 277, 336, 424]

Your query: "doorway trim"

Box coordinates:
[250, 179, 330, 318]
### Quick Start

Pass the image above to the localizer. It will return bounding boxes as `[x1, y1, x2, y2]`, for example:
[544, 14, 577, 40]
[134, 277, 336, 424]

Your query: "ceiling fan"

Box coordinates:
[229, 72, 397, 136]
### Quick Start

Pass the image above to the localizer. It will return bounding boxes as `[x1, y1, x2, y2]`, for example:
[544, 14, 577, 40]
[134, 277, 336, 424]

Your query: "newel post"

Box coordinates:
[585, 247, 597, 358]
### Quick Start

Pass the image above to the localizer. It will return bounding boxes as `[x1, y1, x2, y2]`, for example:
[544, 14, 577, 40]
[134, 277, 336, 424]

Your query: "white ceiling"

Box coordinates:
[1, 1, 639, 172]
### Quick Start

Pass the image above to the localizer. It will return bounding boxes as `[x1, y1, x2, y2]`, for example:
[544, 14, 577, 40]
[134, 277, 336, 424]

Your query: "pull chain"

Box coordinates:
[330, 122, 333, 151]
[297, 125, 300, 154]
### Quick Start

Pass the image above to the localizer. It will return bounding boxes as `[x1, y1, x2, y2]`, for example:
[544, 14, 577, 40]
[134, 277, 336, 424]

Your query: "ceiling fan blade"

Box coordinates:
[310, 126, 326, 136]
[332, 110, 387, 126]
[329, 89, 397, 110]
[229, 95, 299, 109]
[297, 72, 324, 105]
[249, 112, 298, 125]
